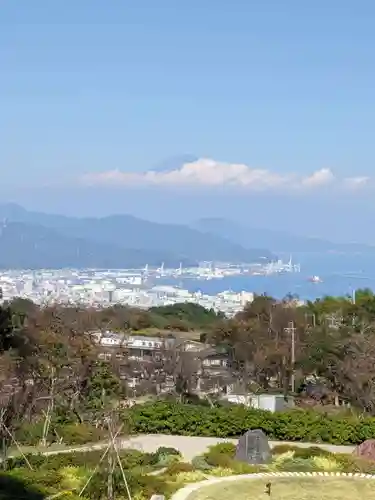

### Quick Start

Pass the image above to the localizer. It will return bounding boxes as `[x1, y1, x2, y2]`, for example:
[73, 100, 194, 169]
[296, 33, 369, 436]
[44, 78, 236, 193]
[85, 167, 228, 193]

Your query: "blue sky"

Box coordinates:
[1, 1, 375, 241]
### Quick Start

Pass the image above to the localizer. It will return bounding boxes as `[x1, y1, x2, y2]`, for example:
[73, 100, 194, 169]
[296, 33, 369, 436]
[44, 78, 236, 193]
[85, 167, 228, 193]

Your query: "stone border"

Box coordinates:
[170, 472, 375, 500]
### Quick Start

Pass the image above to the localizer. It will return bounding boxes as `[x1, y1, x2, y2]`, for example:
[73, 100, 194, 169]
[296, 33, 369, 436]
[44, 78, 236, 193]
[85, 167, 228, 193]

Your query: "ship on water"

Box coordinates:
[308, 275, 323, 283]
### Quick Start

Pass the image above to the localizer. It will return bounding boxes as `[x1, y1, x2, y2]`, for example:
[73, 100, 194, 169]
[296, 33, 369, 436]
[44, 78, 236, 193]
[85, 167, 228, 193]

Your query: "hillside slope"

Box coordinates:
[193, 217, 375, 254]
[0, 205, 274, 268]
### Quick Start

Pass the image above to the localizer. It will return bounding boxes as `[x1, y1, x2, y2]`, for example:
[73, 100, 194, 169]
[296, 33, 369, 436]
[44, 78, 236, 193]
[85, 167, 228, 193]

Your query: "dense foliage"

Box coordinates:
[78, 301, 223, 331]
[130, 402, 375, 445]
[0, 447, 184, 500]
[3, 441, 375, 500]
[149, 302, 224, 331]
[194, 441, 375, 475]
[206, 289, 375, 412]
[2, 289, 375, 467]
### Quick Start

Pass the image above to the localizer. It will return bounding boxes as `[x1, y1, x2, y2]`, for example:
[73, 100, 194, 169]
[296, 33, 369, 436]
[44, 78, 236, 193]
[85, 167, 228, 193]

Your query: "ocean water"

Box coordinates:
[162, 253, 375, 301]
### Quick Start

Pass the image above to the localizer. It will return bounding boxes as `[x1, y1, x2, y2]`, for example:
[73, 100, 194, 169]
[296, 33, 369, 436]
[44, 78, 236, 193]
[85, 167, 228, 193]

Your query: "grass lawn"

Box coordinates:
[187, 477, 375, 500]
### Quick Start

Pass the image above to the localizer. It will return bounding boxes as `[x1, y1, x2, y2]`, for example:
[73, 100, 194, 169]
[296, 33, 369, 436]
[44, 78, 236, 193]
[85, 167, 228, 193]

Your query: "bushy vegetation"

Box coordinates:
[2, 447, 187, 500]
[3, 439, 375, 499]
[195, 443, 375, 475]
[201, 442, 263, 474]
[91, 301, 223, 332]
[5, 292, 375, 497]
[149, 303, 224, 331]
[5, 448, 163, 472]
[129, 401, 375, 445]
[267, 445, 375, 474]
[12, 399, 375, 448]
[14, 422, 107, 447]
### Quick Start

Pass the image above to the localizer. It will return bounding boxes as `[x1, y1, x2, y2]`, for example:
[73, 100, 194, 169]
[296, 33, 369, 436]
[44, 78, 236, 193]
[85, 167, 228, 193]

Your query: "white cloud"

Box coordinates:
[343, 176, 370, 189]
[81, 158, 369, 192]
[301, 168, 335, 187]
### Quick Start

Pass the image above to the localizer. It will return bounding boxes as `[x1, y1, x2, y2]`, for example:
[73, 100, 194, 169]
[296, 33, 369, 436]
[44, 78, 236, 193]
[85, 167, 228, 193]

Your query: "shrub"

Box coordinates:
[123, 450, 159, 467]
[156, 447, 181, 457]
[14, 422, 106, 447]
[270, 451, 340, 473]
[59, 465, 89, 491]
[191, 455, 213, 471]
[229, 460, 265, 474]
[129, 402, 372, 445]
[173, 471, 209, 484]
[6, 454, 47, 471]
[352, 458, 375, 474]
[293, 446, 332, 459]
[209, 467, 235, 477]
[84, 468, 173, 500]
[0, 471, 53, 499]
[57, 423, 105, 445]
[5, 448, 159, 472]
[333, 454, 375, 474]
[165, 462, 194, 475]
[8, 468, 62, 490]
[272, 444, 331, 459]
[312, 456, 341, 472]
[274, 457, 315, 472]
[156, 454, 180, 467]
[6, 450, 104, 471]
[269, 450, 296, 470]
[271, 444, 300, 455]
[204, 451, 233, 468]
[203, 447, 265, 474]
[14, 422, 46, 446]
[206, 442, 236, 457]
[203, 442, 237, 468]
[128, 472, 176, 498]
[271, 454, 341, 473]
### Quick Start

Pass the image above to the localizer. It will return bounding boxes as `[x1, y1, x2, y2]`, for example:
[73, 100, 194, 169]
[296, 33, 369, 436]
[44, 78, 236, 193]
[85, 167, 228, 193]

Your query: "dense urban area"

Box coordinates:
[2, 289, 375, 498]
[0, 260, 299, 315]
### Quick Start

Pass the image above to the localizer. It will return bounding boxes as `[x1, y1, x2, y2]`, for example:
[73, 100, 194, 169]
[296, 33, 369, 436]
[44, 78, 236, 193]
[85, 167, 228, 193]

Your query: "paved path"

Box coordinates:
[35, 434, 355, 462]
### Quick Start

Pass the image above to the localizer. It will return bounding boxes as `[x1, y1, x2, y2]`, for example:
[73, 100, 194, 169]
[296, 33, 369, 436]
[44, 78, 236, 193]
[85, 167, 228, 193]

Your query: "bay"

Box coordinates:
[160, 253, 375, 301]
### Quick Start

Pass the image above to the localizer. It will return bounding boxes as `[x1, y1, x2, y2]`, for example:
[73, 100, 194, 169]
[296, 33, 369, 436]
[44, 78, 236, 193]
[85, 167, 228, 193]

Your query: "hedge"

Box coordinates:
[129, 402, 375, 445]
[14, 422, 106, 446]
[5, 446, 183, 471]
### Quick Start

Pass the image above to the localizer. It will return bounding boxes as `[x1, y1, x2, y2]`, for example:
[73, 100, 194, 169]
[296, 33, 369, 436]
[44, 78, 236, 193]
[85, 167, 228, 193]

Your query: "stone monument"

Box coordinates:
[235, 429, 271, 464]
[353, 439, 375, 462]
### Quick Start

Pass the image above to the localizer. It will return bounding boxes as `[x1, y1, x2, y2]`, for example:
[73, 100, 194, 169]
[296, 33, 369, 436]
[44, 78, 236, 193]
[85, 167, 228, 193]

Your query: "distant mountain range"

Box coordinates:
[193, 218, 375, 254]
[152, 154, 199, 172]
[0, 204, 274, 269]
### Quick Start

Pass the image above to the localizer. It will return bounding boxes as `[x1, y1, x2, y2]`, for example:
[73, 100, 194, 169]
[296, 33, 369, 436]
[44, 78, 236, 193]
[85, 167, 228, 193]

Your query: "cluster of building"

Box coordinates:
[92, 329, 294, 412]
[0, 269, 254, 316]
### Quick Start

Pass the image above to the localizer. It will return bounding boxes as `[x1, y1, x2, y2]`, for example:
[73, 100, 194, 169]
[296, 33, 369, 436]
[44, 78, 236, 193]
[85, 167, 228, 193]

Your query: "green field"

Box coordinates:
[187, 477, 375, 500]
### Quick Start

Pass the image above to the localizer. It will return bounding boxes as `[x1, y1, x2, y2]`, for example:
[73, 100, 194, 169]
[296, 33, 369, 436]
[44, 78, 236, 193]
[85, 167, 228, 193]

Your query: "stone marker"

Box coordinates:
[235, 429, 271, 464]
[353, 439, 375, 461]
[150, 495, 165, 500]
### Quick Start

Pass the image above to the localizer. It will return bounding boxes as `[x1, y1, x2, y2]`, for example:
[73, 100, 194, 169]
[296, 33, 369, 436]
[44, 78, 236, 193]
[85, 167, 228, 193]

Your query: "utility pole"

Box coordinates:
[285, 321, 296, 393]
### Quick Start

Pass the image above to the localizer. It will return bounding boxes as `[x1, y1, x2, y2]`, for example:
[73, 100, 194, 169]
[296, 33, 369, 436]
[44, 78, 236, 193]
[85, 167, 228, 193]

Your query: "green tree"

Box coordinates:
[84, 361, 124, 411]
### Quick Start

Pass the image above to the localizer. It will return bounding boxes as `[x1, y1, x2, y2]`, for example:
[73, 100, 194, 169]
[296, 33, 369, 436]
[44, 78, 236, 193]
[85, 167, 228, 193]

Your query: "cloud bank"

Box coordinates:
[81, 158, 370, 192]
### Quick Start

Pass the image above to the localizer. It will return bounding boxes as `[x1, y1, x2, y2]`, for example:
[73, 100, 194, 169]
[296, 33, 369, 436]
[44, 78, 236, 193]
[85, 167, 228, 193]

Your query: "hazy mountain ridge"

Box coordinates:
[0, 205, 274, 269]
[0, 221, 194, 269]
[193, 218, 375, 254]
[152, 154, 199, 172]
